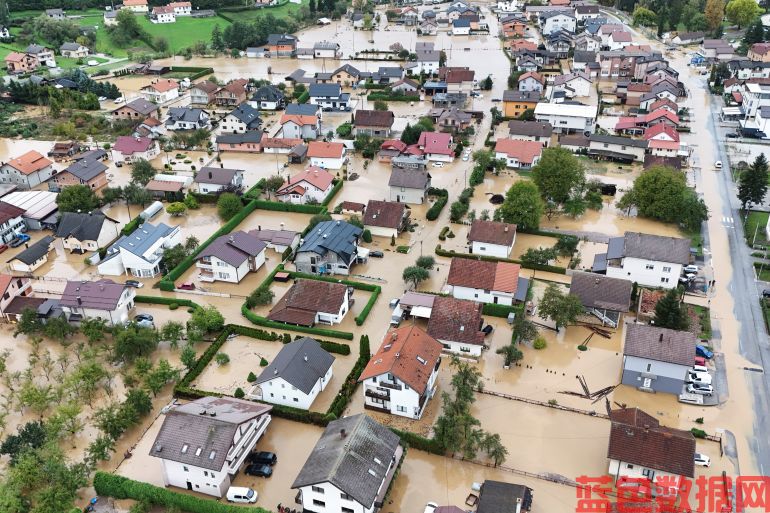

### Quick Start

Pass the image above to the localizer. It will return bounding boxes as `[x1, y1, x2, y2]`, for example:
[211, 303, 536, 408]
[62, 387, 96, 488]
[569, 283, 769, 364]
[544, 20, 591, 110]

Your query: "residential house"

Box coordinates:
[452, 18, 471, 35]
[378, 140, 407, 162]
[501, 15, 527, 38]
[422, 80, 448, 96]
[701, 39, 735, 61]
[103, 10, 119, 26]
[286, 103, 321, 118]
[97, 222, 181, 278]
[518, 71, 545, 93]
[111, 98, 159, 121]
[276, 167, 334, 204]
[150, 6, 176, 23]
[608, 407, 695, 486]
[568, 271, 632, 328]
[494, 138, 543, 169]
[420, 18, 438, 35]
[60, 279, 135, 325]
[588, 134, 647, 163]
[534, 102, 597, 134]
[575, 33, 601, 52]
[607, 30, 632, 50]
[150, 396, 272, 497]
[446, 68, 475, 94]
[388, 168, 431, 204]
[540, 10, 576, 35]
[672, 31, 704, 46]
[447, 258, 528, 306]
[413, 49, 441, 74]
[354, 110, 395, 138]
[134, 116, 163, 139]
[427, 296, 485, 356]
[111, 136, 160, 164]
[434, 108, 472, 133]
[196, 231, 267, 283]
[391, 78, 421, 94]
[268, 279, 351, 326]
[0, 151, 55, 189]
[313, 41, 341, 58]
[468, 220, 516, 258]
[59, 42, 89, 58]
[552, 71, 592, 98]
[25, 44, 55, 67]
[392, 155, 428, 171]
[507, 120, 552, 146]
[140, 79, 180, 103]
[46, 8, 66, 19]
[417, 131, 454, 162]
[621, 324, 697, 395]
[360, 325, 442, 419]
[48, 141, 82, 160]
[215, 79, 249, 107]
[294, 220, 361, 275]
[249, 228, 300, 254]
[307, 141, 346, 169]
[545, 30, 572, 58]
[0, 202, 26, 244]
[220, 104, 262, 133]
[748, 43, 770, 63]
[169, 1, 192, 15]
[9, 236, 54, 273]
[516, 55, 540, 73]
[267, 33, 297, 57]
[56, 212, 120, 253]
[502, 90, 539, 118]
[371, 66, 404, 85]
[433, 92, 468, 108]
[4, 52, 37, 74]
[216, 131, 263, 153]
[122, 0, 149, 12]
[0, 275, 45, 322]
[308, 83, 351, 111]
[193, 167, 244, 194]
[575, 4, 600, 22]
[165, 107, 210, 130]
[262, 137, 304, 155]
[595, 232, 690, 289]
[644, 124, 680, 157]
[252, 337, 334, 409]
[189, 81, 219, 106]
[362, 199, 409, 239]
[51, 156, 108, 191]
[146, 179, 185, 200]
[280, 113, 321, 140]
[477, 481, 534, 513]
[291, 415, 403, 513]
[250, 85, 286, 110]
[326, 63, 364, 86]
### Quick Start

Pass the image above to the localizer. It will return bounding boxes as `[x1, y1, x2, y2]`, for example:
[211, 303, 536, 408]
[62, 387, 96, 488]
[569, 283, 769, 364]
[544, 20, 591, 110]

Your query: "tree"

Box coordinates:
[130, 159, 156, 186]
[726, 0, 761, 27]
[160, 321, 184, 348]
[47, 402, 83, 440]
[180, 344, 197, 371]
[480, 75, 493, 90]
[743, 18, 766, 47]
[531, 147, 585, 204]
[190, 305, 224, 334]
[162, 244, 189, 272]
[144, 359, 179, 397]
[123, 182, 152, 206]
[705, 0, 726, 32]
[184, 235, 199, 252]
[511, 315, 537, 344]
[264, 175, 285, 199]
[0, 421, 47, 464]
[495, 181, 545, 231]
[113, 324, 159, 362]
[373, 100, 388, 111]
[336, 122, 352, 138]
[124, 388, 152, 418]
[56, 185, 99, 213]
[68, 358, 108, 406]
[654, 288, 690, 330]
[211, 24, 225, 52]
[307, 213, 332, 232]
[246, 286, 274, 308]
[43, 315, 76, 344]
[738, 153, 769, 210]
[309, 0, 317, 12]
[165, 202, 187, 217]
[538, 283, 584, 331]
[403, 266, 430, 289]
[14, 308, 42, 337]
[86, 434, 115, 464]
[217, 192, 242, 221]
[80, 318, 107, 344]
[415, 255, 436, 270]
[520, 247, 557, 266]
[496, 343, 524, 366]
[184, 193, 199, 209]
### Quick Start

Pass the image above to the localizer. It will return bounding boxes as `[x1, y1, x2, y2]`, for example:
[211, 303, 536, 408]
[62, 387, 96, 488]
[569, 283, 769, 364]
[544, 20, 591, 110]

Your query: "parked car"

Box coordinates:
[687, 383, 713, 396]
[462, 155, 470, 161]
[696, 344, 714, 359]
[432, 161, 444, 168]
[763, 289, 770, 299]
[686, 370, 712, 385]
[248, 451, 277, 466]
[683, 265, 699, 274]
[113, 97, 125, 104]
[177, 282, 196, 290]
[226, 487, 257, 503]
[726, 132, 739, 138]
[694, 453, 711, 467]
[482, 324, 494, 335]
[424, 503, 438, 513]
[135, 313, 154, 322]
[9, 234, 30, 248]
[0, 244, 8, 254]
[125, 280, 143, 288]
[692, 365, 709, 374]
[694, 356, 707, 366]
[244, 463, 273, 477]
[369, 250, 384, 258]
[714, 161, 723, 169]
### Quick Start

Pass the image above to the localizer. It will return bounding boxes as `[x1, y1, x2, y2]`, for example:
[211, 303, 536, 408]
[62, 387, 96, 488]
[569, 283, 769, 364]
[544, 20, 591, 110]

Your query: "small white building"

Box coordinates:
[220, 104, 261, 133]
[359, 325, 442, 419]
[276, 167, 334, 204]
[426, 296, 486, 357]
[169, 1, 192, 15]
[251, 337, 335, 410]
[151, 6, 176, 23]
[150, 396, 272, 498]
[468, 220, 516, 258]
[268, 279, 351, 327]
[196, 231, 267, 283]
[9, 236, 54, 273]
[494, 138, 543, 169]
[599, 232, 690, 289]
[552, 71, 592, 98]
[97, 222, 181, 278]
[140, 79, 180, 104]
[121, 0, 149, 12]
[388, 168, 431, 204]
[307, 141, 346, 170]
[193, 167, 244, 194]
[165, 107, 210, 131]
[60, 279, 135, 326]
[534, 102, 597, 134]
[540, 10, 576, 35]
[280, 114, 321, 139]
[0, 150, 55, 190]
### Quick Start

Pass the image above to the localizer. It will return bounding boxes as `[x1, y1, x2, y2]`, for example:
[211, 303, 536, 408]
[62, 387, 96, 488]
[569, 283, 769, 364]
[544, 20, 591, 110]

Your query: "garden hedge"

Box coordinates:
[481, 303, 522, 318]
[241, 305, 355, 340]
[252, 199, 325, 214]
[390, 428, 444, 455]
[189, 191, 219, 204]
[367, 92, 420, 102]
[244, 178, 266, 199]
[93, 472, 272, 513]
[135, 295, 202, 312]
[167, 66, 214, 81]
[229, 323, 351, 355]
[121, 217, 141, 236]
[321, 179, 343, 207]
[285, 271, 381, 291]
[425, 188, 449, 221]
[327, 334, 370, 418]
[434, 244, 567, 275]
[355, 286, 380, 326]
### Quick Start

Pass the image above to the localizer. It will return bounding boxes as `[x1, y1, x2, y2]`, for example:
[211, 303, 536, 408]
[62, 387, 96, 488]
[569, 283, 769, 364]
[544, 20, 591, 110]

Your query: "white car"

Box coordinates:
[686, 371, 712, 385]
[462, 155, 470, 161]
[424, 502, 438, 513]
[687, 383, 714, 396]
[692, 364, 709, 374]
[694, 453, 711, 467]
[684, 265, 699, 274]
[432, 161, 445, 168]
[113, 97, 125, 104]
[98, 96, 107, 101]
[714, 160, 723, 169]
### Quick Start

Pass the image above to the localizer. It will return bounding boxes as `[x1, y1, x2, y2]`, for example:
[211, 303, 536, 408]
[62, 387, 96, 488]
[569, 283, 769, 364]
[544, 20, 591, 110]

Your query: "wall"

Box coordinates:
[389, 185, 425, 204]
[309, 156, 345, 170]
[621, 355, 688, 395]
[161, 459, 230, 498]
[365, 224, 398, 239]
[608, 458, 682, 492]
[299, 481, 373, 513]
[439, 338, 482, 357]
[606, 257, 682, 289]
[316, 288, 350, 325]
[470, 240, 512, 258]
[451, 285, 513, 306]
[259, 365, 332, 410]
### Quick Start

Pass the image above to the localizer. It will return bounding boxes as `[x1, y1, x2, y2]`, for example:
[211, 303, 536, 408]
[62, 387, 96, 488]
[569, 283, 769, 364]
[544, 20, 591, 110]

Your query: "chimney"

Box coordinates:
[208, 171, 212, 179]
[340, 429, 347, 439]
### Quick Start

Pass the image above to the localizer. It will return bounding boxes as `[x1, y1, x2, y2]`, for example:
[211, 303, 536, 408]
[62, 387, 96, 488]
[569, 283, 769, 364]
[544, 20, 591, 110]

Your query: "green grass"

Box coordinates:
[685, 229, 704, 257]
[744, 211, 770, 247]
[689, 305, 712, 340]
[761, 299, 770, 334]
[223, 0, 308, 22]
[136, 16, 231, 53]
[754, 262, 770, 281]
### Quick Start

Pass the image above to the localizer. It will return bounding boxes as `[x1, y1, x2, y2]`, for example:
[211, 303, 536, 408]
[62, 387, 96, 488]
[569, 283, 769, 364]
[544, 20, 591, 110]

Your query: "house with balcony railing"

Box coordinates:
[97, 222, 181, 278]
[195, 231, 267, 283]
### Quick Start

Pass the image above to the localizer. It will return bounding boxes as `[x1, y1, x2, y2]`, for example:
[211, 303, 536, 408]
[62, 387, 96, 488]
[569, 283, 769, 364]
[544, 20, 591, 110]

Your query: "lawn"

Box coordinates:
[744, 210, 769, 248]
[222, 0, 309, 22]
[137, 15, 231, 53]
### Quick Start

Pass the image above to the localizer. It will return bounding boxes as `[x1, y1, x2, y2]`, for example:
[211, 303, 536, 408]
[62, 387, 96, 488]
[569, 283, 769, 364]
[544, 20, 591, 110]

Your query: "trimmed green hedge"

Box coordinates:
[135, 295, 203, 312]
[517, 228, 562, 239]
[121, 217, 141, 236]
[327, 334, 370, 418]
[168, 66, 214, 81]
[355, 286, 380, 326]
[93, 472, 271, 513]
[435, 244, 567, 275]
[286, 271, 381, 291]
[241, 305, 355, 340]
[390, 428, 444, 455]
[322, 179, 343, 207]
[189, 191, 219, 204]
[252, 199, 325, 214]
[297, 90, 310, 104]
[367, 93, 420, 102]
[482, 303, 522, 318]
[244, 178, 266, 199]
[229, 323, 351, 355]
[426, 188, 449, 221]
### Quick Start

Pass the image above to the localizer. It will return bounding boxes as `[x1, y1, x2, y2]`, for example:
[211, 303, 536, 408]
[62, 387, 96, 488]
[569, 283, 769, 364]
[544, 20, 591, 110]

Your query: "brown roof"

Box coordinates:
[608, 407, 695, 478]
[146, 180, 183, 192]
[60, 279, 127, 311]
[568, 271, 632, 312]
[623, 324, 697, 366]
[0, 202, 25, 224]
[447, 258, 520, 294]
[359, 325, 442, 394]
[5, 151, 52, 175]
[363, 200, 407, 229]
[507, 120, 552, 138]
[446, 69, 475, 83]
[3, 296, 46, 315]
[427, 296, 485, 346]
[192, 81, 219, 94]
[468, 220, 516, 246]
[143, 79, 179, 93]
[268, 279, 348, 326]
[354, 109, 395, 128]
[339, 201, 366, 213]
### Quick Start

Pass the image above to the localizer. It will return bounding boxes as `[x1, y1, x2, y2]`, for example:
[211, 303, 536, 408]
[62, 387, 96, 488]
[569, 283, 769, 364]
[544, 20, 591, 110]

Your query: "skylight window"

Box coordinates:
[181, 444, 189, 454]
[209, 450, 217, 460]
[195, 447, 202, 456]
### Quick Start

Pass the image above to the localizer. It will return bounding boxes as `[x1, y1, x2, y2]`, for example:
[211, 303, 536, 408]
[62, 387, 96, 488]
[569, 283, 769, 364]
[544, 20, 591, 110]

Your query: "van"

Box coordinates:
[227, 487, 257, 503]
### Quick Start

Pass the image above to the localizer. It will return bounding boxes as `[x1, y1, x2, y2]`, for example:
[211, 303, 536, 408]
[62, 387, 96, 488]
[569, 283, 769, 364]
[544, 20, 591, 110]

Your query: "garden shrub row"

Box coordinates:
[121, 217, 142, 236]
[176, 327, 231, 393]
[321, 179, 343, 207]
[327, 335, 370, 418]
[230, 324, 351, 355]
[93, 472, 271, 513]
[390, 428, 444, 455]
[367, 92, 420, 102]
[426, 188, 449, 221]
[135, 295, 203, 312]
[435, 244, 567, 275]
[251, 199, 325, 214]
[241, 305, 355, 340]
[286, 271, 381, 292]
[244, 178, 266, 199]
[355, 286, 380, 326]
[481, 303, 522, 318]
[167, 66, 214, 81]
[189, 191, 219, 204]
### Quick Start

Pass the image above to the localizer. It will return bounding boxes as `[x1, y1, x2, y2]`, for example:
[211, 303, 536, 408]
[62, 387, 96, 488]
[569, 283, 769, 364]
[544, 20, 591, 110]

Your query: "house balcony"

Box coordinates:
[378, 380, 402, 391]
[198, 270, 215, 282]
[365, 387, 390, 400]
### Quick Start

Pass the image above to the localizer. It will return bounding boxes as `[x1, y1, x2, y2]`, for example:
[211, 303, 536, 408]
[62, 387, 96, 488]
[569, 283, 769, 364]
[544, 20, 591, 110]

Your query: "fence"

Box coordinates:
[477, 388, 609, 419]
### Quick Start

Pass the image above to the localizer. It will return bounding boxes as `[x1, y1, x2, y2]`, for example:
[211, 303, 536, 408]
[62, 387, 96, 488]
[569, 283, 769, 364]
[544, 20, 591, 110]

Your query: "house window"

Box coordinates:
[293, 397, 299, 402]
[311, 486, 324, 494]
[313, 500, 326, 507]
[661, 277, 669, 283]
[645, 264, 654, 270]
[342, 508, 354, 513]
[663, 266, 671, 272]
[204, 471, 209, 477]
[183, 466, 189, 472]
[396, 405, 407, 412]
[341, 493, 353, 501]
[646, 363, 651, 372]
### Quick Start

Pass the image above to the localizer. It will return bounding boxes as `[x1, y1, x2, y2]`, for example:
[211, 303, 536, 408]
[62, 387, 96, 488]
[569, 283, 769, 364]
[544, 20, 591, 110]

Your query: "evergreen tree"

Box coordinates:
[654, 288, 689, 330]
[738, 153, 769, 210]
[310, 0, 317, 11]
[211, 24, 225, 53]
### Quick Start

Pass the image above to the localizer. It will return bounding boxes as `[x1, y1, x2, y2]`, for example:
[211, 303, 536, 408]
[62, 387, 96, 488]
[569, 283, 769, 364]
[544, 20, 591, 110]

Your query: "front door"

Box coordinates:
[186, 481, 193, 491]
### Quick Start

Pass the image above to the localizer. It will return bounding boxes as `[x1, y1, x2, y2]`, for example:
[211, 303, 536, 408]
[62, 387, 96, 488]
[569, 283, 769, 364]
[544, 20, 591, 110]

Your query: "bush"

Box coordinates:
[691, 428, 707, 438]
[259, 358, 268, 367]
[396, 246, 409, 254]
[355, 286, 380, 326]
[215, 353, 230, 366]
[241, 306, 354, 340]
[362, 229, 373, 243]
[247, 371, 257, 382]
[434, 244, 567, 275]
[482, 303, 520, 318]
[234, 387, 245, 398]
[169, 303, 179, 310]
[426, 188, 449, 221]
[533, 336, 547, 350]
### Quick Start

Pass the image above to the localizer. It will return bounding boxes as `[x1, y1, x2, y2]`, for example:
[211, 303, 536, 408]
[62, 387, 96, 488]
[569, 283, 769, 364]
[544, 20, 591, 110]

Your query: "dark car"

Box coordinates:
[482, 324, 494, 335]
[244, 464, 273, 477]
[726, 132, 739, 138]
[369, 250, 384, 258]
[125, 280, 144, 288]
[0, 244, 8, 254]
[9, 234, 30, 248]
[135, 313, 154, 322]
[248, 451, 277, 465]
[763, 289, 770, 298]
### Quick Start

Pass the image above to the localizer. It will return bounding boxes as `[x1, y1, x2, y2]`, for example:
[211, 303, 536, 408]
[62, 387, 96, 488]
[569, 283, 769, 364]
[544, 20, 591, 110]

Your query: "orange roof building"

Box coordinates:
[494, 138, 544, 168]
[447, 257, 528, 306]
[0, 150, 55, 189]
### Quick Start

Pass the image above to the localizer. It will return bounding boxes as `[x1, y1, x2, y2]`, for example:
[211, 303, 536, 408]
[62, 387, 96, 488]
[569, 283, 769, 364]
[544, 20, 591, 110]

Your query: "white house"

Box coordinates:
[268, 279, 351, 326]
[468, 220, 516, 258]
[451, 18, 471, 35]
[169, 1, 192, 15]
[55, 212, 121, 253]
[140, 79, 179, 103]
[534, 102, 597, 134]
[151, 6, 176, 23]
[60, 42, 89, 58]
[0, 150, 55, 190]
[196, 231, 267, 283]
[363, 200, 409, 238]
[308, 83, 351, 111]
[121, 0, 149, 12]
[426, 296, 486, 357]
[447, 258, 527, 306]
[413, 49, 441, 74]
[103, 11, 119, 26]
[388, 168, 431, 204]
[249, 85, 286, 110]
[417, 131, 454, 162]
[111, 136, 160, 164]
[219, 104, 261, 133]
[552, 71, 592, 98]
[494, 138, 543, 169]
[588, 134, 648, 162]
[621, 324, 696, 395]
[292, 415, 403, 513]
[166, 107, 210, 131]
[518, 71, 545, 93]
[59, 279, 135, 326]
[607, 30, 632, 50]
[193, 167, 244, 194]
[251, 337, 334, 409]
[307, 142, 346, 170]
[276, 167, 334, 204]
[294, 221, 361, 276]
[359, 326, 442, 419]
[598, 232, 690, 289]
[280, 113, 321, 140]
[9, 236, 54, 273]
[540, 10, 576, 35]
[150, 396, 272, 498]
[97, 223, 181, 278]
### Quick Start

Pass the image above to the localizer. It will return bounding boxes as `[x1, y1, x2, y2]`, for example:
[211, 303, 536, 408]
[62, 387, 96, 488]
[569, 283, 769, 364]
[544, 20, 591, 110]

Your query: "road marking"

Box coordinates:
[722, 216, 734, 225]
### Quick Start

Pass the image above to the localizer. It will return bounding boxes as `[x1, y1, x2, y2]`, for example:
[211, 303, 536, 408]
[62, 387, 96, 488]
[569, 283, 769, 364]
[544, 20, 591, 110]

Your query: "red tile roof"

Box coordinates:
[113, 136, 154, 154]
[380, 139, 407, 153]
[468, 220, 516, 246]
[427, 296, 485, 346]
[447, 258, 521, 294]
[643, 123, 679, 142]
[354, 109, 395, 128]
[363, 200, 407, 229]
[446, 69, 475, 83]
[5, 52, 28, 63]
[268, 279, 348, 326]
[418, 131, 453, 156]
[494, 139, 543, 164]
[277, 167, 334, 195]
[143, 79, 179, 93]
[5, 151, 52, 175]
[519, 71, 544, 84]
[280, 114, 318, 126]
[307, 141, 345, 159]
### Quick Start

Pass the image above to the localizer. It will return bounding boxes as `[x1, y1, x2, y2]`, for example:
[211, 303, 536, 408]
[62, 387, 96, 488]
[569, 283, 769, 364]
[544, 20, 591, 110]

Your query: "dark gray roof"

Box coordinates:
[216, 131, 263, 144]
[623, 323, 697, 366]
[286, 103, 319, 116]
[193, 167, 242, 185]
[151, 397, 272, 472]
[502, 90, 539, 102]
[227, 104, 261, 127]
[618, 232, 690, 264]
[60, 42, 82, 51]
[291, 414, 401, 507]
[60, 279, 126, 310]
[298, 220, 361, 264]
[255, 337, 335, 393]
[10, 235, 53, 265]
[166, 107, 206, 124]
[606, 236, 624, 259]
[310, 83, 342, 97]
[541, 9, 575, 19]
[63, 158, 107, 182]
[115, 222, 175, 257]
[267, 33, 297, 46]
[198, 231, 266, 267]
[514, 277, 529, 303]
[589, 134, 648, 148]
[388, 168, 430, 189]
[74, 149, 107, 162]
[252, 85, 285, 103]
[55, 212, 114, 242]
[376, 66, 403, 78]
[477, 481, 534, 513]
[25, 44, 47, 54]
[507, 120, 552, 137]
[120, 98, 158, 116]
[569, 271, 632, 312]
[573, 51, 597, 63]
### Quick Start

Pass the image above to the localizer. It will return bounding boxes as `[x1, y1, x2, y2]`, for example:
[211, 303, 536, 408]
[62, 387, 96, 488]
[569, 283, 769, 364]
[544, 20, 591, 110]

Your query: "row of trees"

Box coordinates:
[624, 0, 760, 35]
